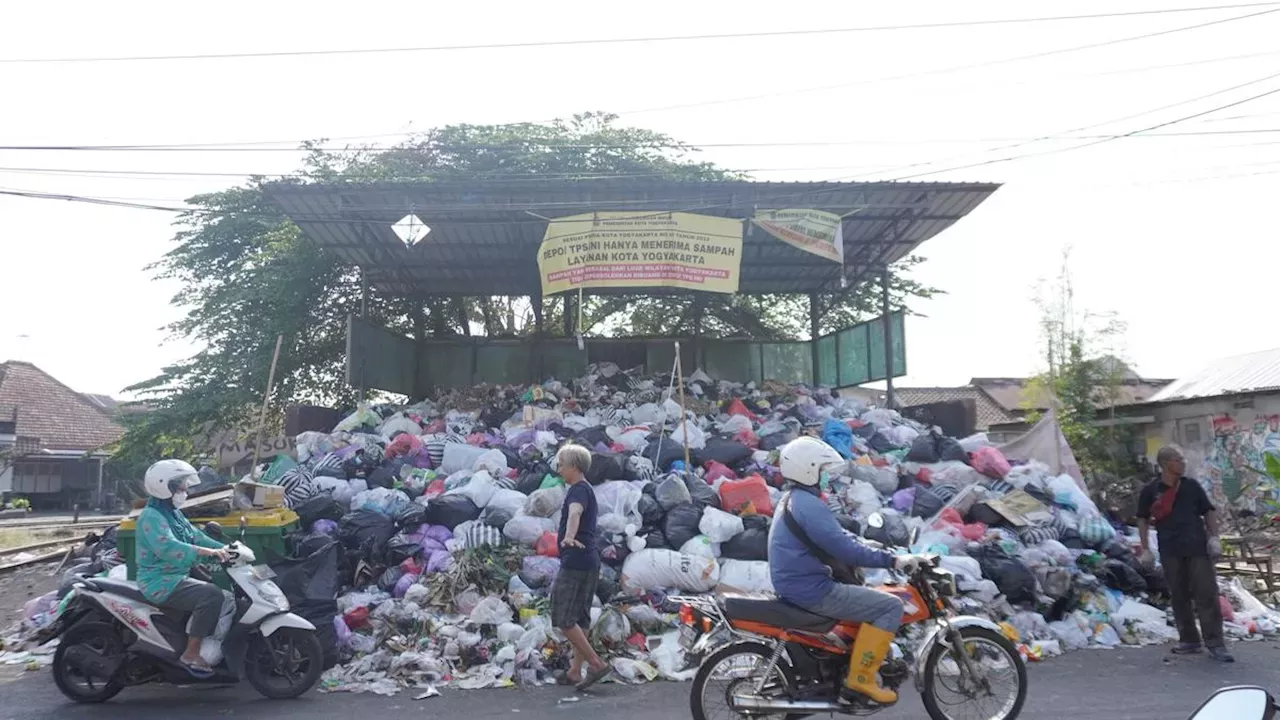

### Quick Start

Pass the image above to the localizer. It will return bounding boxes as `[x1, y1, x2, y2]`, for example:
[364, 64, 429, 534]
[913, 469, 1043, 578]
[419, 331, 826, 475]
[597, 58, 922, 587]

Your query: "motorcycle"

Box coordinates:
[37, 518, 323, 703]
[673, 515, 1028, 720]
[1188, 686, 1278, 720]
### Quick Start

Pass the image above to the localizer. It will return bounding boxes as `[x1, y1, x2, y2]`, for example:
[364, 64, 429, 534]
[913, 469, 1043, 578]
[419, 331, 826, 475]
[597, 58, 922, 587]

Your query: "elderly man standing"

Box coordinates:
[1137, 446, 1233, 662]
[549, 443, 611, 689]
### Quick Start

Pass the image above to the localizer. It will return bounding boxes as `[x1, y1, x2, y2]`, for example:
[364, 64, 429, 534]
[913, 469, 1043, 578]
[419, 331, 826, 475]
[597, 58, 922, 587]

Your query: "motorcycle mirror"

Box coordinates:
[866, 512, 885, 530]
[203, 522, 225, 541]
[1189, 687, 1272, 720]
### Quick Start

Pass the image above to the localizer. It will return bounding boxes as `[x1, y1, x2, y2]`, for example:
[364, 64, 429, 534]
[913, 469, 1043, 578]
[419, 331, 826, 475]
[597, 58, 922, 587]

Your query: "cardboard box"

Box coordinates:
[236, 480, 286, 509]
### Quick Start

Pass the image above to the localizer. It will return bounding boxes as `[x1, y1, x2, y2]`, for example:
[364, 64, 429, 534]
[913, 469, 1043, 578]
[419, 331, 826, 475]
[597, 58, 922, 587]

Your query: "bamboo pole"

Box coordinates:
[674, 341, 692, 474]
[250, 335, 285, 477]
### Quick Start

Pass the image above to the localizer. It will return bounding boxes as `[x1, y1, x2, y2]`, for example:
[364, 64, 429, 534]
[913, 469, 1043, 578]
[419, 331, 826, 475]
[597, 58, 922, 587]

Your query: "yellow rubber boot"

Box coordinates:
[842, 625, 898, 705]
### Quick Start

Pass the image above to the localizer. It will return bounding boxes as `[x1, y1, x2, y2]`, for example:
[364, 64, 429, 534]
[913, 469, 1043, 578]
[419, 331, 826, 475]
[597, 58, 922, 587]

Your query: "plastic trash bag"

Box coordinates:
[335, 404, 379, 433]
[474, 449, 508, 476]
[650, 631, 697, 681]
[822, 418, 853, 459]
[970, 446, 1011, 479]
[469, 596, 515, 625]
[670, 422, 707, 450]
[1048, 474, 1099, 516]
[717, 559, 774, 593]
[611, 657, 659, 684]
[699, 506, 745, 542]
[524, 485, 566, 518]
[621, 549, 720, 592]
[863, 512, 910, 548]
[719, 476, 773, 516]
[680, 535, 718, 560]
[423, 495, 481, 530]
[505, 515, 557, 545]
[441, 443, 487, 475]
[656, 474, 693, 510]
[590, 607, 632, 646]
[595, 481, 643, 525]
[845, 480, 883, 518]
[852, 464, 900, 497]
[721, 523, 769, 561]
[519, 555, 561, 589]
[638, 494, 664, 527]
[663, 504, 704, 550]
[448, 470, 498, 508]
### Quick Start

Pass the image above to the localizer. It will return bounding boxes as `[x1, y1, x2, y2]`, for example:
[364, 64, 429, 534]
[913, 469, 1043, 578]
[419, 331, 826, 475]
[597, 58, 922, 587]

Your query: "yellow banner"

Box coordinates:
[752, 209, 844, 263]
[538, 212, 743, 294]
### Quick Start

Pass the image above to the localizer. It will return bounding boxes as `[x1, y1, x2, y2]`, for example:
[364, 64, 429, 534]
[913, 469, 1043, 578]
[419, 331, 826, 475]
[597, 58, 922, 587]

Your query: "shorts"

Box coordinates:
[550, 566, 599, 630]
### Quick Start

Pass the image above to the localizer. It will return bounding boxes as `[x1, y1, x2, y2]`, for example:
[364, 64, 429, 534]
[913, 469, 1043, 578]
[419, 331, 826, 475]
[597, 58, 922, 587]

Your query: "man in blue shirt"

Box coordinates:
[769, 437, 926, 705]
[549, 443, 611, 690]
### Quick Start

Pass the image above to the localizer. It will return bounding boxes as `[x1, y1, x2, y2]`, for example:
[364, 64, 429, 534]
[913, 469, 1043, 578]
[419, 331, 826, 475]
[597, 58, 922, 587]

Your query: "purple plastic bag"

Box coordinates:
[394, 572, 421, 598]
[507, 429, 535, 448]
[425, 549, 453, 574]
[891, 487, 916, 513]
[333, 614, 352, 645]
[425, 525, 453, 544]
[311, 519, 339, 536]
[420, 536, 446, 553]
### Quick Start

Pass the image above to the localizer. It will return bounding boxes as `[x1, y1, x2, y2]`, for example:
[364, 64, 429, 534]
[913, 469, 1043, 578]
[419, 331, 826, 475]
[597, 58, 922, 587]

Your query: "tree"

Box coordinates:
[1024, 251, 1136, 502]
[109, 113, 937, 489]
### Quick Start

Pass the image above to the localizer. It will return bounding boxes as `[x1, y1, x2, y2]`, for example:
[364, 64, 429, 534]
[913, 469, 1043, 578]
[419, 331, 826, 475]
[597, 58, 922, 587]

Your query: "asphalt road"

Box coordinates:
[4, 642, 1279, 720]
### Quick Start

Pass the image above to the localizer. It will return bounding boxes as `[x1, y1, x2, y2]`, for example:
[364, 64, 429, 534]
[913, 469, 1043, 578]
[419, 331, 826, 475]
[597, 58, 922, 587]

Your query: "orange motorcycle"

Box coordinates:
[673, 520, 1027, 720]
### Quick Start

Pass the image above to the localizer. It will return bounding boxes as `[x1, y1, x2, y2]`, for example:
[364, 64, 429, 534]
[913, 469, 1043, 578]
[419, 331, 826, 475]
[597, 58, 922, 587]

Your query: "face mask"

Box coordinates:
[172, 491, 189, 505]
[819, 470, 831, 491]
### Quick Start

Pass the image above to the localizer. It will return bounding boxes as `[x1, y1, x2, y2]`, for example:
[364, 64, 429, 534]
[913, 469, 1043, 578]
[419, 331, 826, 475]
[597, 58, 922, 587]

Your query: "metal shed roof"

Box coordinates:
[1148, 347, 1280, 403]
[264, 178, 999, 297]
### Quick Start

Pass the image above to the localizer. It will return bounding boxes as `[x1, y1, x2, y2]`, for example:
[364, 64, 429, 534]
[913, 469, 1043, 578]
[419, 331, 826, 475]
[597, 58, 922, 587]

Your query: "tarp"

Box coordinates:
[999, 408, 1085, 490]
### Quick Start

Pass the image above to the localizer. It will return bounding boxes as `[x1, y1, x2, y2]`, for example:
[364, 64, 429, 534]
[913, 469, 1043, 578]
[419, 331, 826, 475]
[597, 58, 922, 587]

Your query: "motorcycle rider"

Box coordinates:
[137, 459, 230, 677]
[769, 437, 926, 706]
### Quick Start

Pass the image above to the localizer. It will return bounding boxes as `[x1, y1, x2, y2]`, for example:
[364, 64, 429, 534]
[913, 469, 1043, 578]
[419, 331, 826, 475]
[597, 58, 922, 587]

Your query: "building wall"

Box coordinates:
[1140, 392, 1280, 510]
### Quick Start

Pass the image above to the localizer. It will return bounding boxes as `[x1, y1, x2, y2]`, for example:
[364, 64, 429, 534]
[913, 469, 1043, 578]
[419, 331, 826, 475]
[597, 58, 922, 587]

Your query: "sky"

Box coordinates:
[1, 1, 1278, 397]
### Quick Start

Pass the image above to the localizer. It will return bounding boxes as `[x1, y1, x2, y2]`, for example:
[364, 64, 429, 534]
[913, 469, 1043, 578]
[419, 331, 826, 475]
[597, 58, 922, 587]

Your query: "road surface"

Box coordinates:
[3, 641, 1278, 719]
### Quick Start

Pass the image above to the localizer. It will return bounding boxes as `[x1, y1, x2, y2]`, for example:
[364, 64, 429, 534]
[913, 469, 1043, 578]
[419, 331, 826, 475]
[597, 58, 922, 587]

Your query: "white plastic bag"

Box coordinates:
[845, 480, 882, 518]
[680, 535, 718, 560]
[595, 481, 643, 525]
[717, 560, 774, 594]
[650, 631, 697, 681]
[448, 470, 497, 508]
[632, 403, 665, 425]
[621, 549, 721, 592]
[938, 556, 982, 583]
[611, 657, 659, 684]
[379, 414, 422, 440]
[1048, 612, 1092, 651]
[607, 426, 651, 453]
[469, 596, 515, 625]
[524, 485, 566, 517]
[474, 449, 509, 476]
[503, 515, 556, 545]
[487, 488, 527, 516]
[699, 506, 745, 543]
[671, 422, 707, 450]
[1048, 474, 1098, 516]
[441, 443, 487, 475]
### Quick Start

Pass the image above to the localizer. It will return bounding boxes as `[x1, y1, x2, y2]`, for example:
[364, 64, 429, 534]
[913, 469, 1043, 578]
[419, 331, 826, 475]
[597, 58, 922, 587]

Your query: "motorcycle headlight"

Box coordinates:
[930, 568, 958, 597]
[255, 580, 288, 610]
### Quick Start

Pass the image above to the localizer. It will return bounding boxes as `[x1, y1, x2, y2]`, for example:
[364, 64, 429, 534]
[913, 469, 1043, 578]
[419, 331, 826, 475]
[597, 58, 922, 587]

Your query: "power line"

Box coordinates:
[3, 4, 1277, 64]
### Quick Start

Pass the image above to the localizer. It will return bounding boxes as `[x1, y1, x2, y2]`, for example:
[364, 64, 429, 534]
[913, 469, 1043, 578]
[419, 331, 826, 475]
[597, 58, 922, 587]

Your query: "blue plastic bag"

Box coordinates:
[822, 418, 853, 459]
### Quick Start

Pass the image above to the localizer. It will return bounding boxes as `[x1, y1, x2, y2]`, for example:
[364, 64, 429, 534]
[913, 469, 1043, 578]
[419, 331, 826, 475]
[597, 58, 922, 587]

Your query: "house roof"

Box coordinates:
[1149, 347, 1280, 403]
[264, 178, 999, 297]
[969, 376, 1172, 413]
[893, 385, 1018, 430]
[0, 361, 125, 452]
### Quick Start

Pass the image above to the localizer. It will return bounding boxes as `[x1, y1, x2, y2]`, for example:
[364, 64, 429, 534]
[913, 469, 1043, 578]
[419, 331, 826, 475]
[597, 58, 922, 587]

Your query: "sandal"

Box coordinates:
[575, 665, 611, 691]
[180, 658, 215, 679]
[554, 671, 581, 686]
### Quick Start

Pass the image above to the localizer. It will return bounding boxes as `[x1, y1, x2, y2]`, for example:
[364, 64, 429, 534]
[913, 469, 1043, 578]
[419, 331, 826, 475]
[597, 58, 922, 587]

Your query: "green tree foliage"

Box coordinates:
[1024, 252, 1134, 500]
[109, 113, 937, 490]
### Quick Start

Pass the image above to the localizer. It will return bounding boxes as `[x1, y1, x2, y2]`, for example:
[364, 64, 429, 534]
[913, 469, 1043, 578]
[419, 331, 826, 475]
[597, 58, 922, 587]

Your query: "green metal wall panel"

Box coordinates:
[761, 342, 813, 385]
[816, 334, 838, 387]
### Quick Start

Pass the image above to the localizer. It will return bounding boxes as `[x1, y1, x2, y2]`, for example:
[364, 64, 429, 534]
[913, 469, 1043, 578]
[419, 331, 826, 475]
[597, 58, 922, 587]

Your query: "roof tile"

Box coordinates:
[0, 361, 124, 452]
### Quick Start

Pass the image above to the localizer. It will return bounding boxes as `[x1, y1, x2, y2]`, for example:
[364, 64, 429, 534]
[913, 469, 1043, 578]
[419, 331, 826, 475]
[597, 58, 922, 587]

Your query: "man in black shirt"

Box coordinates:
[1136, 446, 1233, 662]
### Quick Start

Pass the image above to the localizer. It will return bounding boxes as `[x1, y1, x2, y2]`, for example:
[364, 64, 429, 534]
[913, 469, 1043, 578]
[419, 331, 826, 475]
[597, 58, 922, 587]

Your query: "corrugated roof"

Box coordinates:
[1149, 347, 1280, 402]
[264, 179, 999, 297]
[894, 386, 1017, 430]
[0, 361, 124, 452]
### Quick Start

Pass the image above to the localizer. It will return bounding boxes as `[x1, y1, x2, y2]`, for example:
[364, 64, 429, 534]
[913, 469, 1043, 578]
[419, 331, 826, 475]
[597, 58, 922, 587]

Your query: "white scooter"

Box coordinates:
[40, 519, 323, 703]
[1187, 687, 1278, 720]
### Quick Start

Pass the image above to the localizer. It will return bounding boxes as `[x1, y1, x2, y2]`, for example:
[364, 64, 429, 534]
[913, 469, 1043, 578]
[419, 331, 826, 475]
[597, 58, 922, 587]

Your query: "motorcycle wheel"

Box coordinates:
[921, 626, 1027, 720]
[52, 622, 126, 704]
[690, 641, 802, 720]
[243, 628, 324, 700]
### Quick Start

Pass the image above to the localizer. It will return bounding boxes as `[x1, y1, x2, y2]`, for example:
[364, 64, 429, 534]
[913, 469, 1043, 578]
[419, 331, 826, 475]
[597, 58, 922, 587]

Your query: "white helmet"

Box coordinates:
[144, 459, 201, 500]
[779, 437, 845, 487]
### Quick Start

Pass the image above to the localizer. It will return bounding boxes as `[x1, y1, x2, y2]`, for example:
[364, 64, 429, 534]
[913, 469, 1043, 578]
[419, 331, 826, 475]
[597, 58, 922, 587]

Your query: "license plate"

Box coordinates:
[679, 624, 699, 650]
[251, 565, 277, 580]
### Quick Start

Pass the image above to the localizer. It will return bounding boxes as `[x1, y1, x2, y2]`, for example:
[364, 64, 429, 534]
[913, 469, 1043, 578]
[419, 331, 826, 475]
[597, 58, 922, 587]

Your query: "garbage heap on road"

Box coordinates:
[7, 364, 1280, 693]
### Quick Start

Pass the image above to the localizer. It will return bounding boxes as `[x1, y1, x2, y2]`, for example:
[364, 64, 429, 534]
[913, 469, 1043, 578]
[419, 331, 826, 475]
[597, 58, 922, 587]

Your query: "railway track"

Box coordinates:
[0, 538, 81, 574]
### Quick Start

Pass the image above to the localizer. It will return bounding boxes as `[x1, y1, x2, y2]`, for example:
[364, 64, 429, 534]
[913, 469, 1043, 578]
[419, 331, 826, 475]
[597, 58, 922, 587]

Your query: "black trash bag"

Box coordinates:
[662, 504, 703, 551]
[638, 494, 665, 527]
[480, 505, 515, 529]
[759, 432, 795, 452]
[597, 565, 621, 604]
[394, 503, 428, 529]
[721, 527, 769, 561]
[1022, 484, 1054, 506]
[643, 437, 690, 472]
[684, 475, 722, 509]
[1099, 559, 1147, 593]
[516, 470, 546, 496]
[967, 502, 1008, 527]
[339, 510, 395, 558]
[867, 432, 899, 454]
[643, 530, 672, 550]
[1138, 563, 1168, 594]
[597, 534, 631, 569]
[972, 544, 1037, 604]
[384, 533, 423, 566]
[906, 431, 969, 464]
[835, 515, 862, 535]
[863, 513, 911, 548]
[294, 495, 346, 530]
[271, 540, 342, 605]
[587, 451, 628, 485]
[911, 486, 946, 518]
[97, 525, 118, 554]
[294, 599, 341, 670]
[366, 464, 397, 490]
[424, 495, 481, 530]
[379, 566, 405, 592]
[742, 514, 770, 531]
[574, 426, 611, 448]
[701, 438, 753, 467]
[1058, 527, 1087, 549]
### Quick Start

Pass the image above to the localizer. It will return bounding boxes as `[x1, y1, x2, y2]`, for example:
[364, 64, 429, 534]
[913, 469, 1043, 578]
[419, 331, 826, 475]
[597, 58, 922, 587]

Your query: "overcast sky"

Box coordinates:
[1, 1, 1277, 397]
